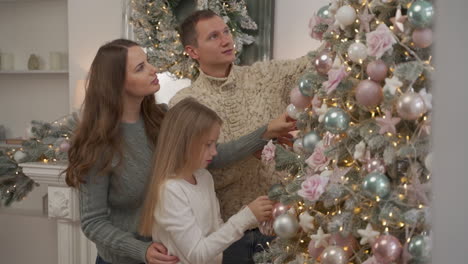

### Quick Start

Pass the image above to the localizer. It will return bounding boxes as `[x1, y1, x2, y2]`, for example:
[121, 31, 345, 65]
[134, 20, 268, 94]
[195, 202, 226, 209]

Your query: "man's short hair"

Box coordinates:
[179, 9, 219, 47]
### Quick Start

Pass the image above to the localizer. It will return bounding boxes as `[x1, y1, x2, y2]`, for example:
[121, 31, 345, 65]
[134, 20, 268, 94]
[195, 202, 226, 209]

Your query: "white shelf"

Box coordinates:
[0, 70, 68, 74]
[0, 143, 23, 148]
[0, 0, 65, 3]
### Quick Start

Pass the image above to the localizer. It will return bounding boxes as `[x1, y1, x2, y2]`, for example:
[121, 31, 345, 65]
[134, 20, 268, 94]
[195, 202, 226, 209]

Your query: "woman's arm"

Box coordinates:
[79, 169, 150, 262]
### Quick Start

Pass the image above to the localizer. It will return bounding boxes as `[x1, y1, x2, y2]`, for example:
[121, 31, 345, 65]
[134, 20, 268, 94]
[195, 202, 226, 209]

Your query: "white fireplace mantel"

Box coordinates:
[21, 161, 96, 264]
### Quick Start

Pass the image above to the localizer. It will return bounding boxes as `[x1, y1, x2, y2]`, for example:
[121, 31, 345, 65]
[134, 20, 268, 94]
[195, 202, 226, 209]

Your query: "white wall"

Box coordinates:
[68, 0, 125, 111]
[432, 0, 468, 263]
[273, 0, 327, 59]
[0, 0, 69, 138]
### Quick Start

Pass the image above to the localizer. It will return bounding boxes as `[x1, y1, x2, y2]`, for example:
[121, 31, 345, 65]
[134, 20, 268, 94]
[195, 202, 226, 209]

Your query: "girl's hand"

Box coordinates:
[248, 196, 274, 222]
[146, 242, 179, 264]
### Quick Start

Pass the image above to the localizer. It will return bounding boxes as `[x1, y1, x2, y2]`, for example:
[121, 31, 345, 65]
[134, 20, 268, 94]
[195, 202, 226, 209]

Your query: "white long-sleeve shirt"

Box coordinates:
[152, 169, 258, 264]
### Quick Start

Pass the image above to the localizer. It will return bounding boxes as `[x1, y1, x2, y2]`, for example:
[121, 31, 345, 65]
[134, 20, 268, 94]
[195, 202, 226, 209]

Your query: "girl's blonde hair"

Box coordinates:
[139, 97, 222, 236]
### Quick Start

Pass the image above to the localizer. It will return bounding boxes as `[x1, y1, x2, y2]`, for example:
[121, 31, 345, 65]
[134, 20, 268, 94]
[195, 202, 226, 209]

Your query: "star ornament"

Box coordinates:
[419, 88, 432, 110]
[390, 7, 407, 32]
[310, 227, 331, 248]
[353, 141, 367, 161]
[406, 165, 431, 205]
[357, 223, 380, 245]
[359, 7, 375, 33]
[299, 211, 315, 232]
[316, 103, 329, 123]
[383, 76, 403, 96]
[376, 110, 401, 134]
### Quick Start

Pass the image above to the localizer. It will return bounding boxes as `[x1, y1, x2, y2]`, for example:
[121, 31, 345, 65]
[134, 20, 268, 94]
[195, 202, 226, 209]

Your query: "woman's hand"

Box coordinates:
[146, 242, 179, 264]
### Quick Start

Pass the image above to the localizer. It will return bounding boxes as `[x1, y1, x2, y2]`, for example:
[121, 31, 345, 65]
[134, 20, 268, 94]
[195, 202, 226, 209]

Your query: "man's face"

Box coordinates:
[187, 16, 236, 66]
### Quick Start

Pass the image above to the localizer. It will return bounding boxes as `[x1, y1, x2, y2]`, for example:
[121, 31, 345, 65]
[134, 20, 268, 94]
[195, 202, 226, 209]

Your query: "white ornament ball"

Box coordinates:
[286, 104, 303, 120]
[396, 92, 427, 120]
[425, 152, 433, 173]
[14, 150, 27, 163]
[293, 139, 305, 154]
[347, 42, 368, 63]
[335, 5, 357, 27]
[24, 125, 35, 139]
[273, 214, 299, 239]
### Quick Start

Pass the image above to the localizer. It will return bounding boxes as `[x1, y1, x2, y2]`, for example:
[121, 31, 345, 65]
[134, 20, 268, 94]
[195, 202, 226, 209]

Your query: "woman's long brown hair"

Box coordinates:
[65, 39, 165, 187]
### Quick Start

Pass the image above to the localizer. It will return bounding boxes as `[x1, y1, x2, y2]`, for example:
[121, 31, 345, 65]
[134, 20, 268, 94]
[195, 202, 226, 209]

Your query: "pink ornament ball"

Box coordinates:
[412, 28, 433, 48]
[308, 240, 326, 259]
[290, 86, 312, 109]
[355, 80, 383, 108]
[314, 51, 334, 75]
[59, 141, 71, 153]
[272, 202, 290, 219]
[329, 233, 359, 258]
[366, 60, 388, 82]
[372, 235, 403, 264]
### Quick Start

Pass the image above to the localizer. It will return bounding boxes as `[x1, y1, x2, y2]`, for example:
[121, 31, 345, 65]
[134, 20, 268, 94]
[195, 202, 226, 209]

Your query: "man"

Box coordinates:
[169, 9, 311, 263]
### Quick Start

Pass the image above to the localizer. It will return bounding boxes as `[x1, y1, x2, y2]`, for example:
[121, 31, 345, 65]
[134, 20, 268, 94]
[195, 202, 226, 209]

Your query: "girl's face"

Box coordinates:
[197, 123, 221, 169]
[123, 46, 160, 99]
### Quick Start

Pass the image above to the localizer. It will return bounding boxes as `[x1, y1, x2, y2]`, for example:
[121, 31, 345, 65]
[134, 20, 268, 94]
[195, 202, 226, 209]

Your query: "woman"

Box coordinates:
[64, 39, 293, 264]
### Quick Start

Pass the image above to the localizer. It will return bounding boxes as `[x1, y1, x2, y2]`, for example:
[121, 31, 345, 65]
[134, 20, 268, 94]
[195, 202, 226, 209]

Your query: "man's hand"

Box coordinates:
[262, 113, 296, 140]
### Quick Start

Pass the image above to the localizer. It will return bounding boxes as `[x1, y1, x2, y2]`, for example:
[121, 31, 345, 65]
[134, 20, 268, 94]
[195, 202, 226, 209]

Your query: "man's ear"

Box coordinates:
[185, 45, 199, 60]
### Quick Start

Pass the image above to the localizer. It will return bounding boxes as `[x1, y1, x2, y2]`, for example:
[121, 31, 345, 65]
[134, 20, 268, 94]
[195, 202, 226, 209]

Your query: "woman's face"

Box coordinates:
[123, 46, 160, 98]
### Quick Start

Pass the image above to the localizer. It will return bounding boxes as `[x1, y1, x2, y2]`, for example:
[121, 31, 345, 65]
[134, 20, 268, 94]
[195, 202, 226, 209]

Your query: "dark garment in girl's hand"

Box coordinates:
[222, 228, 274, 264]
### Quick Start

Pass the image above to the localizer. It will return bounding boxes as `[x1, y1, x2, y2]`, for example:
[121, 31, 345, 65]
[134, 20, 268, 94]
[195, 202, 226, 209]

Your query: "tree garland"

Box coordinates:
[129, 0, 257, 80]
[0, 115, 77, 206]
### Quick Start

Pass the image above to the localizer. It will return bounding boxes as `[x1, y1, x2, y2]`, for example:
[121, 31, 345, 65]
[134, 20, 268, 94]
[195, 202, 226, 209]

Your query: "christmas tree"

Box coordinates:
[255, 1, 433, 263]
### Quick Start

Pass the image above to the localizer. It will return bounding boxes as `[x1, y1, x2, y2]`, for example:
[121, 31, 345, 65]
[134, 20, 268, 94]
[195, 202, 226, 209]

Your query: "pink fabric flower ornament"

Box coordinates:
[305, 142, 330, 172]
[322, 66, 348, 94]
[366, 24, 397, 59]
[308, 15, 332, 40]
[298, 173, 329, 202]
[261, 140, 276, 163]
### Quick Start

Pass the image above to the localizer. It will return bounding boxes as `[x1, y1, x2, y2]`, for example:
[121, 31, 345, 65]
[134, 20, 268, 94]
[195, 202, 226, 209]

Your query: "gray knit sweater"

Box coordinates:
[79, 118, 268, 264]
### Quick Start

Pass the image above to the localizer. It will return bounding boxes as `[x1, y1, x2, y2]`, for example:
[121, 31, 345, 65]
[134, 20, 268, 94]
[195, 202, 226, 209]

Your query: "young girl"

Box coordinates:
[139, 98, 274, 264]
[65, 39, 291, 264]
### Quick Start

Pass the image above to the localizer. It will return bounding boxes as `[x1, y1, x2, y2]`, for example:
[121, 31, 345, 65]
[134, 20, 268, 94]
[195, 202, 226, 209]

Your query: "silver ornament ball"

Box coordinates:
[362, 172, 391, 198]
[298, 72, 316, 97]
[317, 5, 331, 19]
[273, 214, 299, 239]
[408, 0, 434, 28]
[408, 235, 431, 262]
[302, 131, 321, 153]
[287, 104, 303, 120]
[324, 108, 350, 134]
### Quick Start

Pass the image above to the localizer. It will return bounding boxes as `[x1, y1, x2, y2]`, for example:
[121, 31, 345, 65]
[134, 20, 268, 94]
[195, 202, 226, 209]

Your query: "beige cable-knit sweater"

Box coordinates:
[170, 56, 311, 220]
